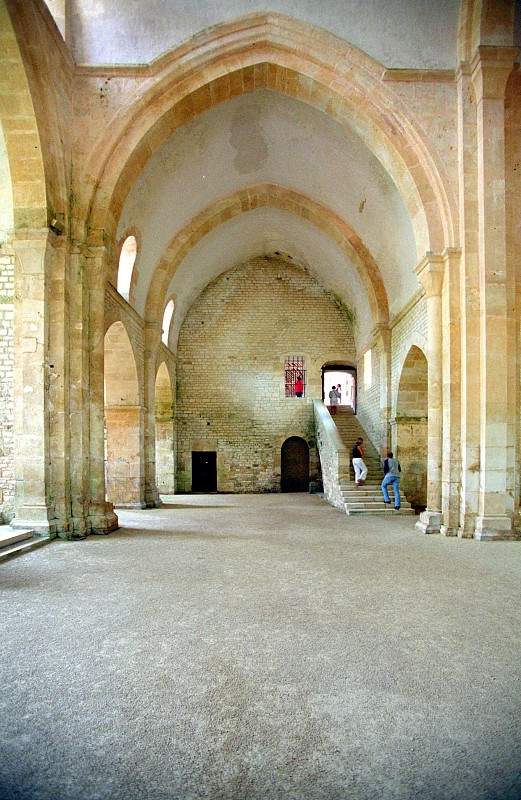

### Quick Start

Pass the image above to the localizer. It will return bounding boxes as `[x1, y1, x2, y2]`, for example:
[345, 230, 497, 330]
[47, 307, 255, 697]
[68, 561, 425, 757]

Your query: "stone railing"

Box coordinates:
[313, 401, 350, 510]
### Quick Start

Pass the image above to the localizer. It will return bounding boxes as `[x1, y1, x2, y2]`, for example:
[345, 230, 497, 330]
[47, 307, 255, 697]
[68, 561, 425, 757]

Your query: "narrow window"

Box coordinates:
[364, 349, 372, 389]
[162, 299, 175, 346]
[285, 355, 305, 398]
[117, 235, 137, 300]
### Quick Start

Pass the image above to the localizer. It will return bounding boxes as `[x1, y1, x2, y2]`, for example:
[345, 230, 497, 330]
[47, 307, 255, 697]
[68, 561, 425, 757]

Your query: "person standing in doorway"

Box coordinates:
[294, 374, 304, 398]
[381, 450, 401, 510]
[352, 437, 368, 486]
[328, 385, 339, 415]
[336, 384, 342, 405]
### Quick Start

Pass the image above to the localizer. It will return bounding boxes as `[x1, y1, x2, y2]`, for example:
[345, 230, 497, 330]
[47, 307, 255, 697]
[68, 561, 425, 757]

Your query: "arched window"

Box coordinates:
[162, 299, 175, 346]
[117, 235, 137, 300]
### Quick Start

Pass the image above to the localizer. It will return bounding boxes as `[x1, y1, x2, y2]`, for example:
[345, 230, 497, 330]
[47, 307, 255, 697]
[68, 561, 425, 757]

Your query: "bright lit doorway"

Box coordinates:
[322, 365, 357, 411]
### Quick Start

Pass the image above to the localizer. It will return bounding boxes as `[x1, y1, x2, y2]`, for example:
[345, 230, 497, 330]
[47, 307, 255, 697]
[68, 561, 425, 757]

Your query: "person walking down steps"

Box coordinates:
[381, 450, 401, 510]
[328, 385, 339, 415]
[352, 437, 368, 486]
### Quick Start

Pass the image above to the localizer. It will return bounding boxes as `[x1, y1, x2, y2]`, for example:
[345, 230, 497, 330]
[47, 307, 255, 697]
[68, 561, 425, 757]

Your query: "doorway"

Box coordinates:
[192, 452, 217, 492]
[281, 437, 310, 492]
[321, 364, 357, 410]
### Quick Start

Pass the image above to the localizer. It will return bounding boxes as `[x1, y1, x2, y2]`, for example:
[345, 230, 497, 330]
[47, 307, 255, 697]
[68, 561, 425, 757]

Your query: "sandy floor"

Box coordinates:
[1, 493, 520, 800]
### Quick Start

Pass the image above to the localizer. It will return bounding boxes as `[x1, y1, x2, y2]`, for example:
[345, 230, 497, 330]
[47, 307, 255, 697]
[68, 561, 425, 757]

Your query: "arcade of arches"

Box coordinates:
[0, 0, 520, 542]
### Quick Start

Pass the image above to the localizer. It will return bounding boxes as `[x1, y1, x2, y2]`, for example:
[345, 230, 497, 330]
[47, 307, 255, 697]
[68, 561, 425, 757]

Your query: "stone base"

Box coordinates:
[474, 515, 519, 541]
[440, 524, 458, 537]
[416, 509, 442, 534]
[89, 504, 119, 535]
[114, 501, 147, 510]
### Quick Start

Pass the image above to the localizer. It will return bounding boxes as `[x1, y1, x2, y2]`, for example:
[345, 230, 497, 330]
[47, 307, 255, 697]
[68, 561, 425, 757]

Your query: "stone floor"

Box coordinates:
[1, 494, 520, 800]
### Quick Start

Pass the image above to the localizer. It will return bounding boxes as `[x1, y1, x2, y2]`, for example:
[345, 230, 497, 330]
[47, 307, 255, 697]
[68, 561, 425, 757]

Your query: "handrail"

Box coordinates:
[313, 401, 346, 454]
[314, 401, 351, 509]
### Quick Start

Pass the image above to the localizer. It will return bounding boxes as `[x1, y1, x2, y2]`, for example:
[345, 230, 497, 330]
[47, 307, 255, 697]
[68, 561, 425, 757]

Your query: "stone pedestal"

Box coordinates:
[416, 510, 442, 535]
[475, 515, 518, 541]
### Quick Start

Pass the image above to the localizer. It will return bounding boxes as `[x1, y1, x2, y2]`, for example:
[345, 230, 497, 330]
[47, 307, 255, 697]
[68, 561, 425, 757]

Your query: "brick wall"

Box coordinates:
[356, 339, 385, 452]
[0, 243, 14, 520]
[176, 257, 356, 492]
[390, 294, 428, 414]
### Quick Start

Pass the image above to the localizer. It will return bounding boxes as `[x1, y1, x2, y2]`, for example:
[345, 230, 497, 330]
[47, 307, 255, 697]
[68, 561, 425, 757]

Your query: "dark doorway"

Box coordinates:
[192, 451, 217, 492]
[281, 437, 309, 492]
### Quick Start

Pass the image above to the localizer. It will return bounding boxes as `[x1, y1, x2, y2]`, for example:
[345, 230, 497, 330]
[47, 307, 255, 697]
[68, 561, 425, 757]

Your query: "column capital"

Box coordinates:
[470, 45, 518, 101]
[415, 253, 444, 297]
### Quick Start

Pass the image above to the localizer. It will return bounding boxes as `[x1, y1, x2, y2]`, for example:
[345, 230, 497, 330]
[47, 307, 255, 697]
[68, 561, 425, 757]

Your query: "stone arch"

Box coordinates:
[144, 184, 389, 329]
[154, 361, 175, 494]
[104, 321, 145, 508]
[0, 2, 47, 229]
[394, 345, 428, 509]
[83, 13, 456, 260]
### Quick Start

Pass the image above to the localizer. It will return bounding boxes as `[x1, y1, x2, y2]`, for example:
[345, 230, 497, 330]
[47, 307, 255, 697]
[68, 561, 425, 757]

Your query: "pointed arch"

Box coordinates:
[0, 1, 47, 229]
[154, 361, 175, 494]
[82, 13, 457, 261]
[145, 183, 389, 326]
[104, 321, 144, 507]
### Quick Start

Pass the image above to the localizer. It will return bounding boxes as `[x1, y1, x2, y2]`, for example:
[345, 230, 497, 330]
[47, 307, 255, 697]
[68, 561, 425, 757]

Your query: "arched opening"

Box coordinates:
[281, 437, 310, 493]
[322, 364, 357, 411]
[161, 299, 175, 346]
[154, 362, 175, 495]
[117, 235, 137, 301]
[394, 346, 428, 510]
[104, 321, 144, 507]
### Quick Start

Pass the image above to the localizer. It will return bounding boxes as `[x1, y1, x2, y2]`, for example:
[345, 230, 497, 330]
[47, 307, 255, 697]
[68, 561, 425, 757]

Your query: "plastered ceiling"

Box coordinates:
[118, 89, 419, 347]
[70, 0, 460, 69]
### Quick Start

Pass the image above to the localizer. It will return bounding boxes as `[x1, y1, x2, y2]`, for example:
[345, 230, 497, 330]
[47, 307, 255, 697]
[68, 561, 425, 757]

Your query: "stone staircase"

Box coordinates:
[332, 407, 414, 516]
[0, 526, 49, 563]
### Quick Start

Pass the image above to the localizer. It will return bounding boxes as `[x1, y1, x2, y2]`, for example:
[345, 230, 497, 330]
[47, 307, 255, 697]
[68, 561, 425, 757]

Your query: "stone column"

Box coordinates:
[143, 322, 162, 508]
[471, 46, 518, 540]
[84, 241, 118, 533]
[10, 230, 55, 535]
[440, 248, 462, 537]
[415, 254, 444, 534]
[456, 63, 481, 538]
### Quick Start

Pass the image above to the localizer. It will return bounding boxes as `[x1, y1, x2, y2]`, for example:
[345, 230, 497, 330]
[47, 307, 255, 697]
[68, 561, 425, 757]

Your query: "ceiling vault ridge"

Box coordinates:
[82, 13, 456, 261]
[142, 182, 389, 328]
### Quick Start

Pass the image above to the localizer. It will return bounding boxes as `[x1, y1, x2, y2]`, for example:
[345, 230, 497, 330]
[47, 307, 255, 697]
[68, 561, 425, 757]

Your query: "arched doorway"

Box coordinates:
[394, 346, 428, 510]
[281, 437, 310, 492]
[322, 364, 357, 410]
[104, 322, 144, 507]
[154, 362, 175, 494]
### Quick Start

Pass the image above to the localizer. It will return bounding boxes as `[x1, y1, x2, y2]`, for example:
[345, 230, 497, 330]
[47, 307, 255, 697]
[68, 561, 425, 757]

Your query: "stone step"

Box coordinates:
[0, 528, 33, 548]
[0, 526, 50, 564]
[345, 506, 415, 516]
[345, 500, 410, 511]
[342, 490, 396, 496]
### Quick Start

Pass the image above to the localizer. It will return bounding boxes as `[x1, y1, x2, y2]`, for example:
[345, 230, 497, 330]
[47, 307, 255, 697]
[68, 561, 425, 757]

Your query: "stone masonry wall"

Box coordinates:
[390, 295, 428, 507]
[356, 338, 384, 454]
[390, 295, 428, 414]
[0, 243, 15, 521]
[176, 257, 355, 492]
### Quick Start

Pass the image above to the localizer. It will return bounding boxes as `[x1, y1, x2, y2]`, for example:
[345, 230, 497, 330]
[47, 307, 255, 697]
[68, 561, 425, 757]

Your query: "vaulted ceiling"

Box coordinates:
[117, 90, 419, 348]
